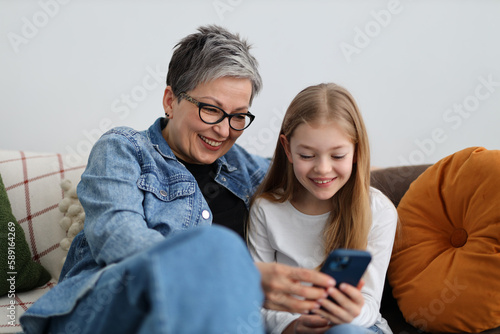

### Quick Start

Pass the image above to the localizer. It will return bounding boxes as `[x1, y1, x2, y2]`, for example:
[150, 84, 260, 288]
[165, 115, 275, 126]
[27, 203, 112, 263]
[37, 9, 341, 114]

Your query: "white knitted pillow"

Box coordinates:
[57, 179, 85, 265]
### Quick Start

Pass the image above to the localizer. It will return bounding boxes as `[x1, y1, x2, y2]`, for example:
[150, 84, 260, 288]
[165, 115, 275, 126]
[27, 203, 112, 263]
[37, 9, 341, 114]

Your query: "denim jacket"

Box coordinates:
[21, 118, 269, 323]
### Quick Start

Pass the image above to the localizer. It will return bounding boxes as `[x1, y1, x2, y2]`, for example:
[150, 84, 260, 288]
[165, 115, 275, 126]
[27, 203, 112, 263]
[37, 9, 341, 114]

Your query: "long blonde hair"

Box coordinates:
[250, 83, 372, 266]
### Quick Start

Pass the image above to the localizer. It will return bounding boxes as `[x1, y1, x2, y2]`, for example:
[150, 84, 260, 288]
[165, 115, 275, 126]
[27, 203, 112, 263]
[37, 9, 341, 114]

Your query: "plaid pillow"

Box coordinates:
[0, 173, 51, 295]
[0, 150, 86, 332]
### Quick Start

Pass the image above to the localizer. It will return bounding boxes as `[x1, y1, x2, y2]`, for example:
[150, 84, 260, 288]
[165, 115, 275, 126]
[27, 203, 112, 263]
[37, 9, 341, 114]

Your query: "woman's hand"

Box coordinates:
[255, 262, 335, 314]
[310, 280, 365, 325]
[282, 315, 333, 334]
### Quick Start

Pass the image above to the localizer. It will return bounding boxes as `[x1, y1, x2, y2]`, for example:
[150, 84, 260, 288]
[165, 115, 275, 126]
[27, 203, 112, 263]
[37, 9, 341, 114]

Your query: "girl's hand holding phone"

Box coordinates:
[311, 280, 365, 325]
[310, 249, 369, 324]
[282, 280, 365, 333]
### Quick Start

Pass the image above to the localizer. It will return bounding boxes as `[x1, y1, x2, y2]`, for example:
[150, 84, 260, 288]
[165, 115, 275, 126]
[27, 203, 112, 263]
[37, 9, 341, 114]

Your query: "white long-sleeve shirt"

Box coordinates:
[248, 187, 397, 334]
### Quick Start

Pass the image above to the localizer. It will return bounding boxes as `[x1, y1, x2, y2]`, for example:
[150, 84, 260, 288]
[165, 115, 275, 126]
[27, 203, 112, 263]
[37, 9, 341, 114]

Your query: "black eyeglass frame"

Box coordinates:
[178, 92, 255, 131]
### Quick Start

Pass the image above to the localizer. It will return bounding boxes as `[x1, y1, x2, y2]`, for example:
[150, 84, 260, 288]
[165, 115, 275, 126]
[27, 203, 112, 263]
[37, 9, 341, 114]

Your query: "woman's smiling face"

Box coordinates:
[162, 77, 253, 164]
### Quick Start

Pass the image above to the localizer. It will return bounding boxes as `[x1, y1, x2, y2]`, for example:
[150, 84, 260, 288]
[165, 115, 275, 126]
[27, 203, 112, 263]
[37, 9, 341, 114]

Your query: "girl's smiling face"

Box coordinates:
[280, 120, 356, 215]
[162, 77, 252, 164]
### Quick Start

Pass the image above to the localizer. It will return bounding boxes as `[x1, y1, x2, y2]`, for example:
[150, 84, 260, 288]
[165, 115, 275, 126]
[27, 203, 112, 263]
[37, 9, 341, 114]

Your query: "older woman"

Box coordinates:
[20, 25, 334, 334]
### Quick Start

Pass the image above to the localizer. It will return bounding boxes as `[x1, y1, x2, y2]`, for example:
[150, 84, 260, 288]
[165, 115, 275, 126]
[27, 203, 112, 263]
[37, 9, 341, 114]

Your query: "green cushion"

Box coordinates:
[0, 173, 51, 296]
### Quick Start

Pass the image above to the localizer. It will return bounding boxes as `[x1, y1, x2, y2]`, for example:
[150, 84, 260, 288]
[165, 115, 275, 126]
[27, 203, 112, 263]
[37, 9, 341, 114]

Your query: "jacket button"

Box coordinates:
[202, 210, 210, 219]
[160, 190, 167, 197]
[221, 177, 226, 182]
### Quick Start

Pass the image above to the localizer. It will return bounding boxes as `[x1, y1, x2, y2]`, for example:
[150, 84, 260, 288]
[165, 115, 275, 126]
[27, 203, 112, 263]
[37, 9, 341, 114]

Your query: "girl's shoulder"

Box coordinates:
[252, 192, 287, 210]
[369, 186, 397, 216]
[368, 186, 398, 240]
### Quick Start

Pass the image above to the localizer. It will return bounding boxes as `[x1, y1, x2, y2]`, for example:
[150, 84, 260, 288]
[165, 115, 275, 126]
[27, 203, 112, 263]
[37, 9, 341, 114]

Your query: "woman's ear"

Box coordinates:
[163, 86, 175, 118]
[279, 134, 293, 164]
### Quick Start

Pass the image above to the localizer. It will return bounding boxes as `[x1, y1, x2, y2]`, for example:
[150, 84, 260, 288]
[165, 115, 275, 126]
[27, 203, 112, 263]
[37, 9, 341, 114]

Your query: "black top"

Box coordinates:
[179, 159, 248, 240]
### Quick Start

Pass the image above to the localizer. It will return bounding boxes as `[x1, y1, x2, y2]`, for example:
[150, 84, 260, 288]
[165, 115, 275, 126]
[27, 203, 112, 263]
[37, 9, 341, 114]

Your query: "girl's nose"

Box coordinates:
[314, 157, 331, 174]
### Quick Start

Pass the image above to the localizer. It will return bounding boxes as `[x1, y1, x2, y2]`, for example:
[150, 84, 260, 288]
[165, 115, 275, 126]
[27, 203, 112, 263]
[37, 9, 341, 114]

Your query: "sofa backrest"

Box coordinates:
[370, 165, 431, 208]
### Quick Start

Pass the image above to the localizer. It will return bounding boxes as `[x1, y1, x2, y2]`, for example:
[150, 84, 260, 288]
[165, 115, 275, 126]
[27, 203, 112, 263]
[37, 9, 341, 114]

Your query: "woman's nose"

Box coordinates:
[213, 117, 231, 137]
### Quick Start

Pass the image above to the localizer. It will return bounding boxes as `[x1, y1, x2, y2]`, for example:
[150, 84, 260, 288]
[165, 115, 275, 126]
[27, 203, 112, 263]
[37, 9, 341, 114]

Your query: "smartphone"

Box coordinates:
[320, 249, 372, 288]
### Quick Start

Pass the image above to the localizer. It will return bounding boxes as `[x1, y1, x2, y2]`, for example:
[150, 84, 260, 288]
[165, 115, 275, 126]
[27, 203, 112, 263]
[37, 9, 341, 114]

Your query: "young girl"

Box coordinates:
[248, 83, 397, 334]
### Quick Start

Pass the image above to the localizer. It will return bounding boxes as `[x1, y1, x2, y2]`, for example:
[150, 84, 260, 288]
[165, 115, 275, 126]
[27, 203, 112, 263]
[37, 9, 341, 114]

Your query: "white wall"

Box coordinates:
[2, 0, 499, 167]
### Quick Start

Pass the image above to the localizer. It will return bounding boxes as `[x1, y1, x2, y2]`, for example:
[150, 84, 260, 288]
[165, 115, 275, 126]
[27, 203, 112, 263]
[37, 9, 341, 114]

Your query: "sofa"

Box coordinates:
[1, 147, 499, 334]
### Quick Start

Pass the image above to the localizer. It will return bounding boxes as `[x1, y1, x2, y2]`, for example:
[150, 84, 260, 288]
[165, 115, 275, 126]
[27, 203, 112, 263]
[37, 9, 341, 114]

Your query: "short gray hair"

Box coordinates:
[166, 25, 262, 105]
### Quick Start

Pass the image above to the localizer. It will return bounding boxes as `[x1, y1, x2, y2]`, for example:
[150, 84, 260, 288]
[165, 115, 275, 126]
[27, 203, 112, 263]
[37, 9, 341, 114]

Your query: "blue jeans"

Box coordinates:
[327, 324, 384, 334]
[47, 226, 264, 334]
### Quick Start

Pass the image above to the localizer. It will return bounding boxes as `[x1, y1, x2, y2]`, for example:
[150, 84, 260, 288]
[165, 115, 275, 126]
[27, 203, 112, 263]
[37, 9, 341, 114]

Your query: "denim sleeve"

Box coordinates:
[230, 143, 270, 196]
[77, 131, 165, 266]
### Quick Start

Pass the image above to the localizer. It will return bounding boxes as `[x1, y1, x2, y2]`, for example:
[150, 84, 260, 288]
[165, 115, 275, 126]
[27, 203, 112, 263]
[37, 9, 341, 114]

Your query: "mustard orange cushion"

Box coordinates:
[388, 147, 500, 333]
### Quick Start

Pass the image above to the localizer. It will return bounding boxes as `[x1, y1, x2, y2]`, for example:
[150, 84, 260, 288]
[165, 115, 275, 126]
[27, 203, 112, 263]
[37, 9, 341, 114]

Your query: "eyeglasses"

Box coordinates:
[179, 92, 255, 131]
